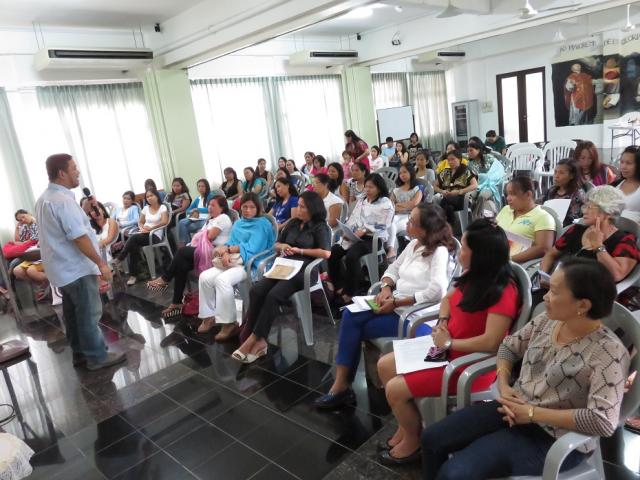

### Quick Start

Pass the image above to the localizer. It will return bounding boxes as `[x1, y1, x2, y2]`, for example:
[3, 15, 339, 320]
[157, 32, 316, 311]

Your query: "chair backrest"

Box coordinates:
[542, 140, 576, 170]
[506, 142, 537, 158]
[447, 238, 462, 284]
[376, 167, 398, 185]
[339, 202, 349, 223]
[510, 261, 533, 332]
[509, 147, 544, 173]
[228, 209, 240, 223]
[540, 205, 563, 239]
[602, 302, 640, 422]
[103, 201, 117, 217]
[614, 215, 640, 239]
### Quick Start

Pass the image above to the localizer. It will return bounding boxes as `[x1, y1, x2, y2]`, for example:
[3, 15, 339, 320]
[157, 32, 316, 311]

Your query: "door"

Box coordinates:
[497, 67, 546, 144]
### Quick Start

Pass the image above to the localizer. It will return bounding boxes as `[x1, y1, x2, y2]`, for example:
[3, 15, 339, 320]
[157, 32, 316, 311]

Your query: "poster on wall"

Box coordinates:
[618, 33, 640, 118]
[551, 37, 603, 127]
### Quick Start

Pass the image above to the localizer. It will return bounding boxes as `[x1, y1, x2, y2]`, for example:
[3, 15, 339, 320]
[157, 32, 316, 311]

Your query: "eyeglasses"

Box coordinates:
[581, 204, 600, 213]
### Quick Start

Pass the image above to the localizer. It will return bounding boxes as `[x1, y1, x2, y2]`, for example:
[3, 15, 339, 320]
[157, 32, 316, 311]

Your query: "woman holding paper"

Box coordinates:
[196, 193, 275, 340]
[375, 219, 519, 466]
[232, 191, 331, 363]
[539, 159, 585, 226]
[496, 176, 556, 263]
[314, 203, 455, 410]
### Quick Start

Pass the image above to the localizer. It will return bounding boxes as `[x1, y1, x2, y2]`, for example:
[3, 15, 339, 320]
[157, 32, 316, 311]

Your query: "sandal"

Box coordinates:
[214, 323, 240, 342]
[147, 280, 168, 293]
[232, 346, 268, 364]
[197, 317, 216, 333]
[161, 305, 183, 319]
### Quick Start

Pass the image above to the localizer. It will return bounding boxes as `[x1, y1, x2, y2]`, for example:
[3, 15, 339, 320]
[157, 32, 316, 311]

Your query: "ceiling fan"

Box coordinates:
[519, 0, 581, 20]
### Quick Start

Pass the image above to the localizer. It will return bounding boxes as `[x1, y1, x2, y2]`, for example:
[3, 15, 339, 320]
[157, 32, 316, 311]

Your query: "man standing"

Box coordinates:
[564, 63, 594, 126]
[35, 153, 126, 370]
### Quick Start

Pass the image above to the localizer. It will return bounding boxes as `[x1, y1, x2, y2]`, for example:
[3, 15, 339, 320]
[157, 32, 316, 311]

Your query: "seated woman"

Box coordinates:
[327, 162, 350, 203]
[13, 209, 38, 246]
[315, 204, 455, 410]
[467, 137, 504, 217]
[312, 173, 344, 228]
[242, 167, 268, 202]
[369, 145, 386, 172]
[301, 152, 315, 176]
[348, 162, 369, 205]
[388, 164, 423, 258]
[375, 219, 519, 465]
[575, 140, 615, 187]
[434, 149, 478, 225]
[165, 178, 192, 235]
[232, 191, 331, 362]
[221, 167, 244, 202]
[177, 178, 214, 247]
[389, 141, 409, 170]
[414, 150, 435, 184]
[197, 193, 275, 340]
[435, 141, 464, 174]
[11, 210, 47, 300]
[496, 176, 555, 264]
[113, 189, 169, 286]
[310, 154, 328, 177]
[269, 177, 299, 231]
[256, 158, 274, 185]
[267, 167, 292, 208]
[421, 258, 629, 479]
[612, 145, 640, 222]
[144, 178, 166, 204]
[539, 158, 585, 226]
[147, 196, 233, 319]
[114, 191, 140, 235]
[286, 159, 306, 191]
[89, 202, 119, 263]
[327, 173, 395, 303]
[540, 185, 639, 285]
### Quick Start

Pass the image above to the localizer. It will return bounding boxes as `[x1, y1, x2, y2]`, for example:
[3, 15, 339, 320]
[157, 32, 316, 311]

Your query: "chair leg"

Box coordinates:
[142, 247, 157, 279]
[319, 286, 335, 325]
[291, 292, 314, 346]
[592, 441, 605, 479]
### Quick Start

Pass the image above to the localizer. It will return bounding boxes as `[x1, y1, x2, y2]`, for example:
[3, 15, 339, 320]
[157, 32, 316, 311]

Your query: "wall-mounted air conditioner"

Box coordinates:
[34, 48, 154, 71]
[288, 50, 358, 65]
[416, 50, 466, 64]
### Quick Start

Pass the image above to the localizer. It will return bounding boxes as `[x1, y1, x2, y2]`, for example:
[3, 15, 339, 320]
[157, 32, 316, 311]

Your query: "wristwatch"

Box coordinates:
[443, 338, 453, 350]
[594, 246, 606, 254]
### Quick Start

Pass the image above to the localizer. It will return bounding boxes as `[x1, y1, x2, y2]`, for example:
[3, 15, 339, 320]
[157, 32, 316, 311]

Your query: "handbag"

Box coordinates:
[191, 230, 214, 275]
[2, 240, 38, 260]
[182, 292, 199, 317]
[212, 253, 243, 270]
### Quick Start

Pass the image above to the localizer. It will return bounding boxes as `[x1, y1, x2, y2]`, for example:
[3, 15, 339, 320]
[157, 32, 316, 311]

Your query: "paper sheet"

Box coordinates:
[337, 221, 362, 243]
[506, 231, 532, 257]
[263, 257, 304, 280]
[345, 295, 376, 313]
[543, 199, 571, 225]
[393, 335, 448, 374]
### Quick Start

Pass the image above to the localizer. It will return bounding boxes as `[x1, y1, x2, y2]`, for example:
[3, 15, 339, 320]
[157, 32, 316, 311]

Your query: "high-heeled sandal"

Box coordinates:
[161, 305, 183, 319]
[147, 280, 168, 293]
[197, 317, 216, 333]
[232, 345, 268, 364]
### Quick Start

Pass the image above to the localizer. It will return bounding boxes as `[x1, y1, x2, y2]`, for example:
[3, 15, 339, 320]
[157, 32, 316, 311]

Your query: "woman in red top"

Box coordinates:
[344, 129, 370, 170]
[376, 219, 520, 466]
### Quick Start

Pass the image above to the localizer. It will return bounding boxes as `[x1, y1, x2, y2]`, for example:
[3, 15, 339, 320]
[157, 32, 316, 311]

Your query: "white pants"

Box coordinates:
[387, 214, 409, 250]
[198, 266, 246, 323]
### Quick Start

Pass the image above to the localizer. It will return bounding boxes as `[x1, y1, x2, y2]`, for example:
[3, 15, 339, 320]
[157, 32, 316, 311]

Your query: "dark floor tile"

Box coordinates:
[161, 374, 220, 404]
[249, 377, 315, 413]
[191, 441, 269, 480]
[141, 362, 195, 391]
[324, 452, 404, 480]
[88, 431, 159, 479]
[164, 424, 235, 470]
[97, 380, 161, 418]
[273, 430, 352, 480]
[141, 406, 207, 448]
[196, 360, 281, 397]
[249, 463, 299, 480]
[179, 377, 244, 418]
[28, 438, 85, 480]
[254, 347, 309, 377]
[117, 392, 179, 429]
[113, 450, 197, 479]
[284, 359, 334, 390]
[67, 414, 137, 454]
[237, 412, 316, 459]
[209, 398, 284, 438]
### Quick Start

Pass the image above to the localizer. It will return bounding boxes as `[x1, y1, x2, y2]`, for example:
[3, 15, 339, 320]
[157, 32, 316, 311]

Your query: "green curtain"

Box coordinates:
[0, 88, 33, 242]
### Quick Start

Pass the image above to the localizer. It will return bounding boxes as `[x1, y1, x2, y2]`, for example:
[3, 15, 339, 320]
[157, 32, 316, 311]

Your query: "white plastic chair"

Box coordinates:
[509, 147, 544, 176]
[376, 167, 398, 190]
[460, 302, 640, 480]
[141, 203, 174, 279]
[506, 143, 538, 159]
[359, 230, 387, 286]
[539, 140, 577, 192]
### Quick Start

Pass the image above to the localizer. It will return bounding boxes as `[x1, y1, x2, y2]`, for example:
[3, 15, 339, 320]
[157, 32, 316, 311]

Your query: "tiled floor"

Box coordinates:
[1, 280, 639, 479]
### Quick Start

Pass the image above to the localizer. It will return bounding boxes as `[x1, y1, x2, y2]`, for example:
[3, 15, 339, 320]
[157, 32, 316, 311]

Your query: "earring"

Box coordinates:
[577, 310, 583, 316]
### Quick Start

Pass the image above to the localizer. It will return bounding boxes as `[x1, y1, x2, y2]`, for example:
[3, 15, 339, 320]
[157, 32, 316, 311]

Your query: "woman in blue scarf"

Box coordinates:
[197, 193, 276, 341]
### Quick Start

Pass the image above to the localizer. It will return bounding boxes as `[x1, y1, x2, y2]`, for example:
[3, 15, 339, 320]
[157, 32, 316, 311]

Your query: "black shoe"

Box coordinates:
[377, 448, 421, 466]
[313, 388, 356, 410]
[72, 353, 86, 367]
[86, 352, 127, 371]
[376, 438, 393, 452]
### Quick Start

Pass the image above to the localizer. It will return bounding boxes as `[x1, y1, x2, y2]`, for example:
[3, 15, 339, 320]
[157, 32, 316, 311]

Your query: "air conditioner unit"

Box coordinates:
[289, 50, 358, 65]
[416, 50, 465, 64]
[34, 47, 154, 71]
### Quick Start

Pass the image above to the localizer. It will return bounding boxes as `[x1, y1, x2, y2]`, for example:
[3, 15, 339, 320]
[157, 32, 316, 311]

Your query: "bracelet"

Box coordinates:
[392, 297, 397, 307]
[528, 406, 536, 423]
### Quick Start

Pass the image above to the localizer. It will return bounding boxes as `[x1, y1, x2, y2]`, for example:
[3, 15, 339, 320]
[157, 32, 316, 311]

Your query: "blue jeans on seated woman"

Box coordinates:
[177, 217, 206, 244]
[421, 400, 586, 480]
[336, 309, 406, 380]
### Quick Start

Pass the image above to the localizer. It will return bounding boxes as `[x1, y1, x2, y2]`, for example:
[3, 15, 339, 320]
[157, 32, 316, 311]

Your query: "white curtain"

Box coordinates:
[190, 78, 275, 183]
[273, 75, 345, 164]
[0, 88, 33, 242]
[372, 71, 451, 151]
[372, 72, 409, 111]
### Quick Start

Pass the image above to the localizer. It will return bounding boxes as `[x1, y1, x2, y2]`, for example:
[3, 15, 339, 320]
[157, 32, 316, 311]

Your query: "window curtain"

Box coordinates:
[31, 83, 161, 203]
[0, 88, 33, 242]
[372, 71, 450, 151]
[190, 75, 345, 180]
[190, 78, 276, 183]
[272, 75, 345, 165]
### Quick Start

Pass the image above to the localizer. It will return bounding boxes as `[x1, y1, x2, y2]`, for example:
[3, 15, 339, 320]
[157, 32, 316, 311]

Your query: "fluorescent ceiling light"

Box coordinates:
[344, 6, 374, 19]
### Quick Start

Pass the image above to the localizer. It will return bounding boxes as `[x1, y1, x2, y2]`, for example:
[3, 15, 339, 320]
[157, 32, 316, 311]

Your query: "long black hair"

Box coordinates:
[274, 177, 298, 202]
[167, 177, 189, 203]
[397, 163, 418, 188]
[344, 129, 364, 145]
[365, 173, 389, 203]
[327, 162, 345, 193]
[196, 178, 211, 204]
[468, 136, 490, 170]
[612, 145, 640, 185]
[299, 190, 327, 223]
[554, 159, 579, 194]
[454, 218, 518, 312]
[448, 149, 469, 182]
[89, 202, 110, 234]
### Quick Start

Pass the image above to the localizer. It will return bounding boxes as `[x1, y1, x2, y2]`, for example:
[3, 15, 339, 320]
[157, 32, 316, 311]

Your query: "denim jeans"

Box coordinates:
[421, 400, 586, 480]
[59, 275, 107, 362]
[177, 218, 206, 244]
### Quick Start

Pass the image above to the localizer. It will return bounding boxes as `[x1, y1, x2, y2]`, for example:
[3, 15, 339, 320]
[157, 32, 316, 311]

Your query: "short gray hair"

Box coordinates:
[586, 185, 626, 217]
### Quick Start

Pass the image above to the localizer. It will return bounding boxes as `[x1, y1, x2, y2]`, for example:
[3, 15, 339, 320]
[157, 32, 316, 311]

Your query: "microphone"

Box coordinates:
[82, 187, 100, 216]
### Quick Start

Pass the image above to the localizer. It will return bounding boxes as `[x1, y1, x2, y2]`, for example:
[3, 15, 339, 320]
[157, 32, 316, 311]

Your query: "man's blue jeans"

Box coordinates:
[59, 275, 107, 362]
[177, 218, 206, 244]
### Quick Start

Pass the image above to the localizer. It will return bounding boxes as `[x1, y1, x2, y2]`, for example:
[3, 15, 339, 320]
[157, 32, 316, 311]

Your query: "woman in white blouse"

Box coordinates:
[312, 173, 344, 228]
[327, 173, 395, 303]
[388, 164, 423, 259]
[114, 188, 169, 285]
[316, 203, 455, 409]
[613, 145, 640, 222]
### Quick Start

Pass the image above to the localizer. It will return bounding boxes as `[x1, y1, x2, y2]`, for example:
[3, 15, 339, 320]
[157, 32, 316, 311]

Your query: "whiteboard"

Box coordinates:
[376, 106, 415, 143]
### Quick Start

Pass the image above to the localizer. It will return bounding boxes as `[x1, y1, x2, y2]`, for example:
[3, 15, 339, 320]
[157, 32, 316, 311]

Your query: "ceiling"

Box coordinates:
[0, 0, 205, 28]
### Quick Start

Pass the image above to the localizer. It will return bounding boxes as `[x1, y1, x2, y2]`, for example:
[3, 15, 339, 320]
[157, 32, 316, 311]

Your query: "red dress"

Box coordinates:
[403, 283, 519, 398]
